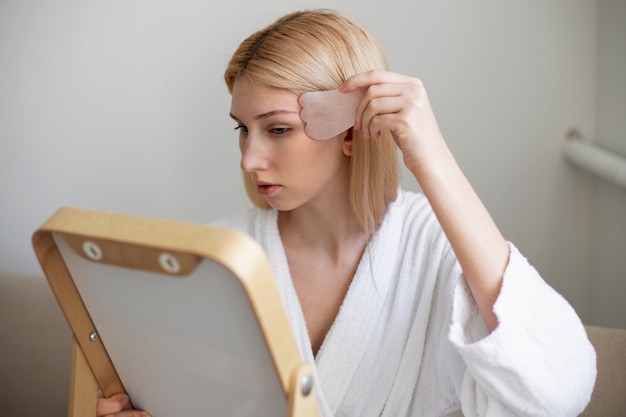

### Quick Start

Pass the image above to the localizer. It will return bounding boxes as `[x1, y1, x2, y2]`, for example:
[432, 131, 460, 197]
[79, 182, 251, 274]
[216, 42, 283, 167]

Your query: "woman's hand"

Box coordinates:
[339, 70, 448, 176]
[96, 393, 150, 417]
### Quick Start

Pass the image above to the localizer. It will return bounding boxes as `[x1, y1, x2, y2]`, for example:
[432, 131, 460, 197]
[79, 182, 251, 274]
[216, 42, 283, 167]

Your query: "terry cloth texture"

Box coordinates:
[212, 189, 596, 417]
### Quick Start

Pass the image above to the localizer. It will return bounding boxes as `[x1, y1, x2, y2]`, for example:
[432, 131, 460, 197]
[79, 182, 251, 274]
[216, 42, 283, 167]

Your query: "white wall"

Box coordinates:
[0, 0, 612, 326]
[588, 0, 626, 328]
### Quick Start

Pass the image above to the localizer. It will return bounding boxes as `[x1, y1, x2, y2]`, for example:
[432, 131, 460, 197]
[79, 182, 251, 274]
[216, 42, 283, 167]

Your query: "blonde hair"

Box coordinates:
[224, 9, 399, 235]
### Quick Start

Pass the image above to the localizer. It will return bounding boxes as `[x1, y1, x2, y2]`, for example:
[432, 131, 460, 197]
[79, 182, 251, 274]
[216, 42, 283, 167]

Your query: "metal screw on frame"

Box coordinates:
[83, 241, 102, 261]
[301, 374, 313, 397]
[159, 252, 180, 274]
[89, 331, 98, 342]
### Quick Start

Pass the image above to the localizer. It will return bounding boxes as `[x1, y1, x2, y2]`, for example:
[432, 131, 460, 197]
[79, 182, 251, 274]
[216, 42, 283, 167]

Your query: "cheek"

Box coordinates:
[291, 145, 345, 178]
[308, 140, 346, 164]
[238, 137, 245, 153]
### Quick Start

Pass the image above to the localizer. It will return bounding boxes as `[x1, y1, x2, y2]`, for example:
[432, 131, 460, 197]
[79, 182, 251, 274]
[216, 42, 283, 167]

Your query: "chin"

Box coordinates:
[264, 197, 302, 212]
[268, 203, 298, 212]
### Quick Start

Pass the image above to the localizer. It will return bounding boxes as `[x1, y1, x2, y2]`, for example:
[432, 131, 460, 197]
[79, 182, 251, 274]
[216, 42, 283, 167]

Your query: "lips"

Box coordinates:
[256, 182, 281, 197]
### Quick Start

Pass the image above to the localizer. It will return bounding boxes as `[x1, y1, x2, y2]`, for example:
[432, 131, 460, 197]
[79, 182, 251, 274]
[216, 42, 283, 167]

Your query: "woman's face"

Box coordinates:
[230, 77, 350, 212]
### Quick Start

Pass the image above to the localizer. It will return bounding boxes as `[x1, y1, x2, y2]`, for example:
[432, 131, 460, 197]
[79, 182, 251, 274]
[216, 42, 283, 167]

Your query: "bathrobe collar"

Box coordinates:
[255, 194, 405, 415]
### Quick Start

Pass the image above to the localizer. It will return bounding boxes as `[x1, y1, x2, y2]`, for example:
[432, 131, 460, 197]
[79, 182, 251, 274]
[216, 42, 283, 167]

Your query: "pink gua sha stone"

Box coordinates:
[299, 88, 365, 140]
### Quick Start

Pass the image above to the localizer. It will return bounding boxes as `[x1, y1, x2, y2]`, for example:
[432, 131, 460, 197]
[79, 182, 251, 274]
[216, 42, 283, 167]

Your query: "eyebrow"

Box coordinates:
[229, 109, 300, 122]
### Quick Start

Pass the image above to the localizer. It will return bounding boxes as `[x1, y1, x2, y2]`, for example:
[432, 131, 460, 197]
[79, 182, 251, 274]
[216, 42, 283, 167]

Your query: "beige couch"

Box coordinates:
[582, 326, 626, 416]
[0, 274, 71, 417]
[1, 273, 624, 417]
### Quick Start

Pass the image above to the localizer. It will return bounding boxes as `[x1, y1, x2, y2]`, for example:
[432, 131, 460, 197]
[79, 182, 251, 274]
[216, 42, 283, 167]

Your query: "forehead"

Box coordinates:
[230, 78, 301, 118]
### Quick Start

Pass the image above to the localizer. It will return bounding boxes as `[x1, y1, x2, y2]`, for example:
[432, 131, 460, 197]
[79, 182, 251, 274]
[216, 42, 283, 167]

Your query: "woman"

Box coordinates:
[98, 9, 595, 417]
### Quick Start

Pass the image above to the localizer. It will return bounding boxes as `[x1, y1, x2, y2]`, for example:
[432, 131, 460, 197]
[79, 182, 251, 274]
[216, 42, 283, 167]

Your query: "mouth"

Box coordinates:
[256, 182, 281, 197]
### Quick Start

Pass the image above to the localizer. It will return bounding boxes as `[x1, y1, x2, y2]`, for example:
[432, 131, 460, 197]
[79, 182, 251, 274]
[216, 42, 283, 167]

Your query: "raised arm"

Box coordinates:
[341, 70, 509, 331]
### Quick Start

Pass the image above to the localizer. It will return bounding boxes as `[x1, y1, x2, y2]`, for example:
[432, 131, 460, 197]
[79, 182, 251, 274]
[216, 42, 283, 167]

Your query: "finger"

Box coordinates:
[350, 74, 423, 134]
[96, 393, 129, 416]
[356, 84, 406, 137]
[110, 411, 151, 417]
[354, 83, 396, 132]
[340, 70, 415, 92]
[362, 99, 403, 139]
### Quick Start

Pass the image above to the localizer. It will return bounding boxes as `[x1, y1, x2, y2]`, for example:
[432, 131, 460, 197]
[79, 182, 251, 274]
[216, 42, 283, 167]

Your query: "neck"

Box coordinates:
[278, 195, 367, 261]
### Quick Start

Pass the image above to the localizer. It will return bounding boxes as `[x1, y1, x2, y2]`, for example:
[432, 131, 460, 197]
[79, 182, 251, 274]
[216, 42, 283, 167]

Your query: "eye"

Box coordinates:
[270, 127, 290, 135]
[234, 125, 248, 134]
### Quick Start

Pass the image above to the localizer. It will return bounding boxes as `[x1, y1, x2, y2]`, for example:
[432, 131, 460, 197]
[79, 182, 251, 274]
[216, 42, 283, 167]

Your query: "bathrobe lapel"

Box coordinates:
[314, 208, 402, 414]
[254, 202, 404, 416]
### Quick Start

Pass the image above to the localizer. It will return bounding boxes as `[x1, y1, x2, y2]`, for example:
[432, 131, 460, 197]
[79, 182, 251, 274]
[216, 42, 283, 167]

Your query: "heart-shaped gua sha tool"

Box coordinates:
[299, 88, 365, 140]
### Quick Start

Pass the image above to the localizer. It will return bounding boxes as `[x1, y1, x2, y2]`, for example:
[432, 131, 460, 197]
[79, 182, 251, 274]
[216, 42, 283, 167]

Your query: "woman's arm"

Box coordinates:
[341, 70, 509, 331]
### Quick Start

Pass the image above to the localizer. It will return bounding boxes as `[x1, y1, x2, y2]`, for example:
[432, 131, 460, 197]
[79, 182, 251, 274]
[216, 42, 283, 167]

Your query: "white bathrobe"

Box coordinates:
[213, 189, 596, 417]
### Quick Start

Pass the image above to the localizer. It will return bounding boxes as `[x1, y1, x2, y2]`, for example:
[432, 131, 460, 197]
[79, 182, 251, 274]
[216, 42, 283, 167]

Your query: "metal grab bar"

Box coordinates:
[563, 128, 626, 191]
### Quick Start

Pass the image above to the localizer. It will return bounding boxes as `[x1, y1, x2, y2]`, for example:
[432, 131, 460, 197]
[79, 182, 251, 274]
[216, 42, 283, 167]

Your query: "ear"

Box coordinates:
[342, 129, 353, 156]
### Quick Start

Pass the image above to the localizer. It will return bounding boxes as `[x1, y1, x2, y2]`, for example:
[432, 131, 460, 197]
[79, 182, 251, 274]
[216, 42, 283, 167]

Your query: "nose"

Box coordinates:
[239, 133, 269, 173]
